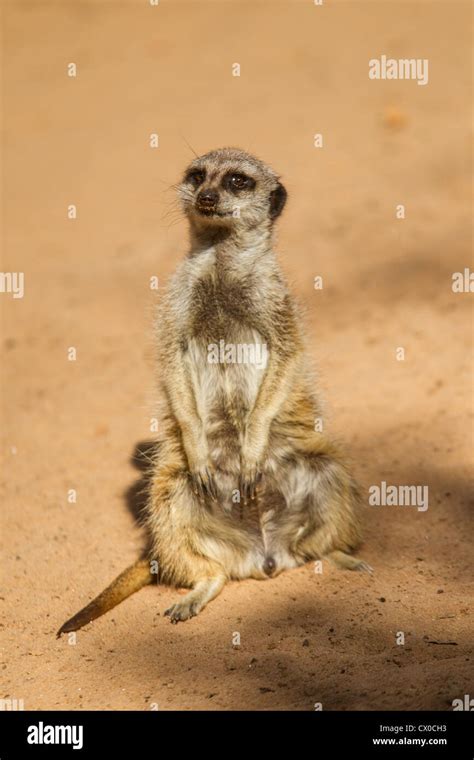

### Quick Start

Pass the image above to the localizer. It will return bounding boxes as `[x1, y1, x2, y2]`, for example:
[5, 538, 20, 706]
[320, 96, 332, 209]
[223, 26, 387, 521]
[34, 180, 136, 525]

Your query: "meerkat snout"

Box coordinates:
[178, 147, 287, 229]
[195, 188, 219, 215]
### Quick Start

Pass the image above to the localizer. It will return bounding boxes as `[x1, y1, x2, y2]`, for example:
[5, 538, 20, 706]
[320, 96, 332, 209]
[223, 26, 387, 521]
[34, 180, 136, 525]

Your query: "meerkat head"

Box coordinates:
[178, 147, 287, 233]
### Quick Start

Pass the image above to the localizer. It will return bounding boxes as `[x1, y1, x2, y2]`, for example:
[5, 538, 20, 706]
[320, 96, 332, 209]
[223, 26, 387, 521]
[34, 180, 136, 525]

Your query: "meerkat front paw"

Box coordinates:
[240, 426, 268, 503]
[239, 463, 263, 504]
[188, 462, 218, 501]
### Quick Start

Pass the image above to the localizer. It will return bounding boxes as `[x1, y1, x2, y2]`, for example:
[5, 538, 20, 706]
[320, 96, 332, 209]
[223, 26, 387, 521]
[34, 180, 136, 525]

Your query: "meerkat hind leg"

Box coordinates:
[164, 576, 226, 624]
[268, 439, 372, 575]
[328, 549, 373, 573]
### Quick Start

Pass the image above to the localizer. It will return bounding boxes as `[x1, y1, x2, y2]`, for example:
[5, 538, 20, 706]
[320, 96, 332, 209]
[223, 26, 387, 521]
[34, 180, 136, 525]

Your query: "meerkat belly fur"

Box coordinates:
[58, 147, 370, 634]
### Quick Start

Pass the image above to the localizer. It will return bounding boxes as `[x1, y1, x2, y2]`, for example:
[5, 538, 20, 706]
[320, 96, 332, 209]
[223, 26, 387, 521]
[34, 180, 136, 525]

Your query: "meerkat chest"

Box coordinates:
[181, 264, 270, 419]
[190, 269, 261, 334]
[185, 328, 268, 422]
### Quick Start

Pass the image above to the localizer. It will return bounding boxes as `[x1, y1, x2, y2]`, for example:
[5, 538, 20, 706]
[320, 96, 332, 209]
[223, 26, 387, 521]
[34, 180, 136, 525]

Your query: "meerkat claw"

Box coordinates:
[189, 469, 218, 501]
[239, 469, 262, 504]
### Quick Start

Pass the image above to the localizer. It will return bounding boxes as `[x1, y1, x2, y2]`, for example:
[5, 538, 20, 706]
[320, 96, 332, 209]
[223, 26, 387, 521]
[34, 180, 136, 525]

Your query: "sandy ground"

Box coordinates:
[1, 0, 472, 711]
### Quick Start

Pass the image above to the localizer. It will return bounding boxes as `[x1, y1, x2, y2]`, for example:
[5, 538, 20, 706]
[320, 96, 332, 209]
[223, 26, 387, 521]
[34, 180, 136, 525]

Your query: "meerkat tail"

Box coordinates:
[56, 558, 154, 637]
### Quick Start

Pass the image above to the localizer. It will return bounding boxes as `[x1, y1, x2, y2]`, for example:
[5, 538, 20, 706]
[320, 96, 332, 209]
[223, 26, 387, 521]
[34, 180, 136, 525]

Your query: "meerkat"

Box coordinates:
[58, 147, 370, 635]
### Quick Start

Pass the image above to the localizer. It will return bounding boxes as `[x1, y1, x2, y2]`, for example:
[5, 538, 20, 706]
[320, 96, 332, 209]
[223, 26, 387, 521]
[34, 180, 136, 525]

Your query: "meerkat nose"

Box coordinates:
[263, 556, 276, 576]
[197, 189, 219, 208]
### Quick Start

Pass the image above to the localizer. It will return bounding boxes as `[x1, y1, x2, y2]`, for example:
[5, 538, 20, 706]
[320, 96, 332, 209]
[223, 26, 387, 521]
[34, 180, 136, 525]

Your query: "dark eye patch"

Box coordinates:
[222, 172, 256, 193]
[185, 169, 206, 187]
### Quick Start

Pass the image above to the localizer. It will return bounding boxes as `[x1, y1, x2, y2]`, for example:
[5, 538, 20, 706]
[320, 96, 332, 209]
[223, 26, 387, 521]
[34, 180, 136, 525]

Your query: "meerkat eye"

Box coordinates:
[186, 170, 205, 188]
[224, 172, 256, 193]
[230, 174, 249, 190]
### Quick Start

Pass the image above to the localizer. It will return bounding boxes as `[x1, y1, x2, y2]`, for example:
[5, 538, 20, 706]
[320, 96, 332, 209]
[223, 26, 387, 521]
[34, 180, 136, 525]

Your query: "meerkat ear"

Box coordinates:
[269, 182, 287, 220]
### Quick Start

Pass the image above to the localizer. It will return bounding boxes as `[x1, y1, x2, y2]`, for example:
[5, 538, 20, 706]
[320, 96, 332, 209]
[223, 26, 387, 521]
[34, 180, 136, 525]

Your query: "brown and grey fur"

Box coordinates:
[58, 147, 370, 635]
